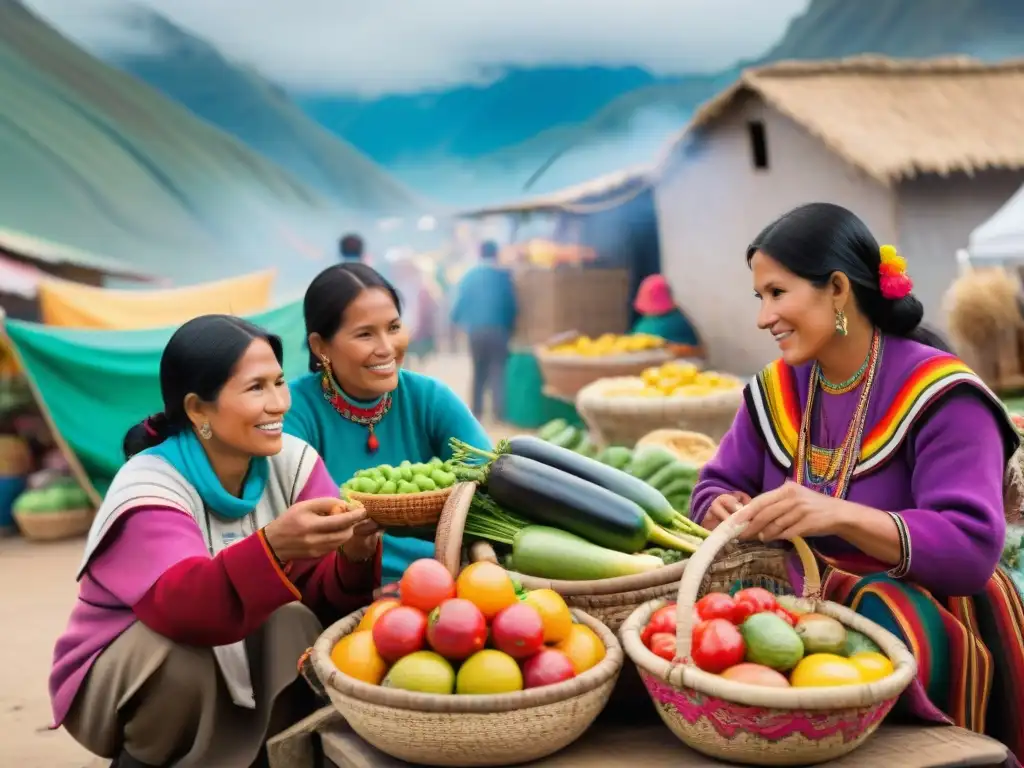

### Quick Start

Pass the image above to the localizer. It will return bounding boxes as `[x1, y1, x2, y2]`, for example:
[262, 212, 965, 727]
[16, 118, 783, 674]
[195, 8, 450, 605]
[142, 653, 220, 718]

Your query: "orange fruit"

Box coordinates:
[789, 654, 861, 688]
[522, 589, 573, 644]
[455, 562, 518, 620]
[848, 651, 895, 683]
[357, 598, 400, 632]
[456, 650, 523, 694]
[553, 624, 605, 674]
[330, 630, 388, 685]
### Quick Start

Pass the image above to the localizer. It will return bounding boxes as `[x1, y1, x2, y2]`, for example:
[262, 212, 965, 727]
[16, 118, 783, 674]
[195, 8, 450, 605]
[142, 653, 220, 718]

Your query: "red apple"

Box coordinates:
[490, 603, 545, 659]
[522, 649, 576, 689]
[371, 605, 427, 662]
[426, 598, 488, 661]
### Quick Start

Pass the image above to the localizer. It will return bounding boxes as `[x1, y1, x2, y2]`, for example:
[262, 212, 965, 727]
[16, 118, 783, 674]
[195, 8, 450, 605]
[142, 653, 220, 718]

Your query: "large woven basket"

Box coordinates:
[620, 515, 917, 765]
[536, 343, 673, 400]
[577, 375, 744, 446]
[13, 508, 94, 542]
[346, 488, 452, 527]
[312, 606, 622, 766]
[435, 482, 688, 633]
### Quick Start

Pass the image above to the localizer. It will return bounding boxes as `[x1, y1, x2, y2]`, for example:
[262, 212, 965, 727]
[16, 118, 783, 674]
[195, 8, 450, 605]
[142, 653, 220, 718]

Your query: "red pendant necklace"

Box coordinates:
[320, 365, 392, 454]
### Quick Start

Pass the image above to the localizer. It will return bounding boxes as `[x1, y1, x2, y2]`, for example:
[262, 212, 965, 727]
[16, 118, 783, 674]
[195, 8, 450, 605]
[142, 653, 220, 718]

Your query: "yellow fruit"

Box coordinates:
[553, 624, 606, 674]
[456, 650, 523, 694]
[456, 562, 519, 619]
[356, 598, 400, 632]
[789, 653, 862, 688]
[848, 651, 895, 683]
[330, 631, 388, 685]
[523, 589, 574, 643]
[382, 651, 455, 694]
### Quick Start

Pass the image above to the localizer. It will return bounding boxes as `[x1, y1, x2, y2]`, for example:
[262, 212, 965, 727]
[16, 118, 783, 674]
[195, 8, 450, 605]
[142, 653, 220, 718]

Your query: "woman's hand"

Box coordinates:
[342, 518, 385, 563]
[737, 482, 845, 542]
[263, 498, 367, 562]
[703, 491, 752, 530]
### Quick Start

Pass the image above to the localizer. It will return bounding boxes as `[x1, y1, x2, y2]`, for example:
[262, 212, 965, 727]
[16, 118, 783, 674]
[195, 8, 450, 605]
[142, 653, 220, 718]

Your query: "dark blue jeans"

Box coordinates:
[468, 328, 510, 421]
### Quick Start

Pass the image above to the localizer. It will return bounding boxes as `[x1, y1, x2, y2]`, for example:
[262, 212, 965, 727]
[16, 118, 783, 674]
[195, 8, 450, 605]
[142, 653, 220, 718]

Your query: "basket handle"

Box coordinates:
[434, 481, 476, 578]
[673, 511, 821, 662]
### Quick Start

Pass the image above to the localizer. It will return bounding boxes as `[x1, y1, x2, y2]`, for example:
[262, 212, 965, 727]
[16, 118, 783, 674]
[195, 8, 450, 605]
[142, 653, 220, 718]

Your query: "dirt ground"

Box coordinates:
[0, 353, 509, 767]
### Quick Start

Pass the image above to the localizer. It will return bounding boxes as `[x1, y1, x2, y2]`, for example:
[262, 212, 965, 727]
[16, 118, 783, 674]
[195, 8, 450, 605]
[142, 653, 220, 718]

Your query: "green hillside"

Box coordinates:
[0, 1, 401, 289]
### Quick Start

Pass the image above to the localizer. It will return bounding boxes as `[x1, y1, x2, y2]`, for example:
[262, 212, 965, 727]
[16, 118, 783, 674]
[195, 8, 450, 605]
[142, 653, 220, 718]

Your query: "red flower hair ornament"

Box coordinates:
[879, 244, 913, 300]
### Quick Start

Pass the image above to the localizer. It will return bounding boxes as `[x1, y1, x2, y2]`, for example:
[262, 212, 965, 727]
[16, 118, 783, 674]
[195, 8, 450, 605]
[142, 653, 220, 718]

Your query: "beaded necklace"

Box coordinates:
[795, 330, 883, 498]
[319, 366, 392, 454]
[817, 352, 870, 395]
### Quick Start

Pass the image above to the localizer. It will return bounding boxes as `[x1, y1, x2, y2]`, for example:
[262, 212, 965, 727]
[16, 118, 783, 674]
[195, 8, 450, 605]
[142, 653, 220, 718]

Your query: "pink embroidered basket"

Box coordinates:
[619, 514, 917, 765]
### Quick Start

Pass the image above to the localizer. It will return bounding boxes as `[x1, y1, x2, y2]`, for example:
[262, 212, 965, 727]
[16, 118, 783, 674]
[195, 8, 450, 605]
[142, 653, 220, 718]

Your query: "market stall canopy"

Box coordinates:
[969, 183, 1024, 262]
[457, 166, 653, 218]
[0, 299, 307, 502]
[38, 269, 276, 329]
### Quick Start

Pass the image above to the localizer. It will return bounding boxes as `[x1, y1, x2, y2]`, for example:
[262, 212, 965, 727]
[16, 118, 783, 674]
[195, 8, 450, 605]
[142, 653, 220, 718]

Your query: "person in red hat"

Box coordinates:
[631, 274, 701, 348]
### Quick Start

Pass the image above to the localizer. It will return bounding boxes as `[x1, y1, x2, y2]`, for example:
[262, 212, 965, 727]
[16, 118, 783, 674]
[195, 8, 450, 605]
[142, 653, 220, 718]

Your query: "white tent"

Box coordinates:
[968, 183, 1024, 262]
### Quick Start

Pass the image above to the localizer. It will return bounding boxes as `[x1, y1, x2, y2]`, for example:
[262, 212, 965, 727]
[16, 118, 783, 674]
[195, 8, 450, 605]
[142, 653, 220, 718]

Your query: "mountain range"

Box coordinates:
[0, 0, 420, 291]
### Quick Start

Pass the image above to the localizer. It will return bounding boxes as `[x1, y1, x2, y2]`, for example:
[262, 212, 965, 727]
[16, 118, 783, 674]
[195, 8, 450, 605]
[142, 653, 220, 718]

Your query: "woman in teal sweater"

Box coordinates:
[284, 263, 492, 583]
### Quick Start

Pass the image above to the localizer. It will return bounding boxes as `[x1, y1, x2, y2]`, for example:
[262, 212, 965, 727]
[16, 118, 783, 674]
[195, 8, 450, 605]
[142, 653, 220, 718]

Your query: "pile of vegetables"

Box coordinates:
[342, 458, 458, 495]
[449, 435, 708, 582]
[13, 477, 90, 514]
[536, 419, 700, 514]
[330, 558, 605, 694]
[641, 589, 894, 689]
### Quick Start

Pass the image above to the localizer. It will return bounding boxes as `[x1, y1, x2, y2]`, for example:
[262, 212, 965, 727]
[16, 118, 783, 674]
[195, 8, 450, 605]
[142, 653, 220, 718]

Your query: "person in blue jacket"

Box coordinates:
[284, 263, 491, 584]
[450, 241, 517, 421]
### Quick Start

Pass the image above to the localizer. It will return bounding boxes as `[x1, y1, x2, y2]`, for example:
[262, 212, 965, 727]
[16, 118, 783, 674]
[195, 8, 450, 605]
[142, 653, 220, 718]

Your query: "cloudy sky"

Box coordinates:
[24, 0, 810, 96]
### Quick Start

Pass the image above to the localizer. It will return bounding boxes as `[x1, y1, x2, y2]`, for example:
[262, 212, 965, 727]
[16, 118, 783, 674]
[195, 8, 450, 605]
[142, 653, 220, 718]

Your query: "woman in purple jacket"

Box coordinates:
[691, 203, 1024, 759]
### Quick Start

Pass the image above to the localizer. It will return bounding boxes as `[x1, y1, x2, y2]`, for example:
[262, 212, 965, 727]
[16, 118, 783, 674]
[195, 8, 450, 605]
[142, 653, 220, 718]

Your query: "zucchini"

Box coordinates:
[647, 460, 699, 491]
[502, 435, 680, 528]
[597, 445, 633, 470]
[463, 452, 700, 553]
[628, 446, 676, 481]
[537, 419, 569, 442]
[509, 526, 664, 580]
[549, 425, 582, 450]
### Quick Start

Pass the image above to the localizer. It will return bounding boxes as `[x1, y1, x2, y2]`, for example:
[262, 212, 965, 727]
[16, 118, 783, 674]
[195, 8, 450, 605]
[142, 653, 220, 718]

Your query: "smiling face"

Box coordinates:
[311, 287, 408, 400]
[750, 250, 845, 366]
[185, 338, 290, 458]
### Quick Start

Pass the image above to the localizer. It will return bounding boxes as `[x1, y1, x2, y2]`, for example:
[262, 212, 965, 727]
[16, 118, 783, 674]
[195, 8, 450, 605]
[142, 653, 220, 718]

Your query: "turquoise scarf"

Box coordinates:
[142, 430, 268, 520]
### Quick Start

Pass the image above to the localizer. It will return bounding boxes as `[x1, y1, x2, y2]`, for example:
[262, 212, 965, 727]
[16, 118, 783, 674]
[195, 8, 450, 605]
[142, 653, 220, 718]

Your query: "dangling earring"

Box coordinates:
[834, 308, 848, 336]
[319, 353, 331, 370]
[198, 422, 213, 440]
[319, 354, 335, 390]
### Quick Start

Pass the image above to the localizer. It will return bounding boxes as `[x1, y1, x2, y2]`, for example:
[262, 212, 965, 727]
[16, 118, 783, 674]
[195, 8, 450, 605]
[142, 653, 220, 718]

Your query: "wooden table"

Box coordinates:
[318, 710, 1009, 768]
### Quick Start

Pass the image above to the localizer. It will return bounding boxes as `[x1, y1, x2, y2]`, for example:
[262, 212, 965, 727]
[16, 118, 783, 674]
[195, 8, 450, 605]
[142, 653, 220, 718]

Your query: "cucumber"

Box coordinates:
[538, 419, 570, 442]
[509, 526, 664, 580]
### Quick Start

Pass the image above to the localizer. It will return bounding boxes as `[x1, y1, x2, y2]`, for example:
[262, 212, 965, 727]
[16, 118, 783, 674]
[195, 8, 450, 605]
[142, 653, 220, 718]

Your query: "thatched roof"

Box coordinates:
[660, 55, 1024, 185]
[458, 165, 652, 218]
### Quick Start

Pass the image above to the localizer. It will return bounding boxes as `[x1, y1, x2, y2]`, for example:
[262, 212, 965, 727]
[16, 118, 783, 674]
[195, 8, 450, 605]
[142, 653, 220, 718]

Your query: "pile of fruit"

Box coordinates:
[597, 361, 741, 398]
[331, 559, 607, 694]
[536, 420, 699, 516]
[343, 458, 457, 495]
[13, 477, 91, 514]
[547, 333, 665, 357]
[641, 588, 895, 688]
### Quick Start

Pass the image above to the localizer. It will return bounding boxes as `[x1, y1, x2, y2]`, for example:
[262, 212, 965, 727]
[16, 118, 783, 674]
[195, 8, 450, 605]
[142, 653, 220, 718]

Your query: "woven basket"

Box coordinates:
[13, 508, 94, 542]
[312, 607, 622, 766]
[346, 488, 452, 527]
[536, 344, 673, 400]
[620, 515, 917, 765]
[577, 375, 743, 446]
[635, 429, 718, 466]
[435, 482, 688, 633]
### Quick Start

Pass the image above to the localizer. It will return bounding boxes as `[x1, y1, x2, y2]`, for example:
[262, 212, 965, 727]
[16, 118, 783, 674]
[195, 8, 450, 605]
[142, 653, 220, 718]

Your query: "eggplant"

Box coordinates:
[505, 435, 705, 537]
[482, 453, 698, 553]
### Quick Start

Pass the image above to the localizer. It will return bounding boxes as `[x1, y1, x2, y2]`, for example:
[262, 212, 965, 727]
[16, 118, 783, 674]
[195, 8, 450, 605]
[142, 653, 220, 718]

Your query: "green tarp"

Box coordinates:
[4, 300, 307, 496]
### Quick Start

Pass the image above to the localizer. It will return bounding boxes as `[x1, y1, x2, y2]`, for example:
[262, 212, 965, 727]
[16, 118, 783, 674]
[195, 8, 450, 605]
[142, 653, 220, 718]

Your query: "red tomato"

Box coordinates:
[522, 649, 576, 688]
[426, 599, 488, 661]
[734, 587, 777, 619]
[399, 559, 457, 614]
[649, 632, 677, 661]
[696, 593, 739, 623]
[641, 604, 677, 647]
[490, 603, 545, 659]
[371, 605, 428, 662]
[773, 607, 797, 627]
[690, 618, 745, 674]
